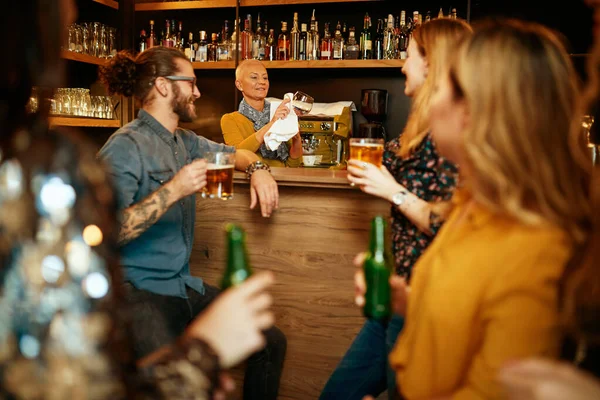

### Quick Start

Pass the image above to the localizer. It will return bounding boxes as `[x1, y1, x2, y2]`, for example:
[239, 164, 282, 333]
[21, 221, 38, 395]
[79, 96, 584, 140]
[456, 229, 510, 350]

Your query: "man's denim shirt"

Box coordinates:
[98, 110, 235, 298]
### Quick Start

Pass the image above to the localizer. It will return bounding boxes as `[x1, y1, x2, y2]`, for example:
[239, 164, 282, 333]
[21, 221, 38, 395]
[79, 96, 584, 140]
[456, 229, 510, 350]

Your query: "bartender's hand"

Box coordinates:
[250, 170, 279, 217]
[353, 252, 410, 316]
[498, 358, 600, 400]
[289, 133, 303, 159]
[271, 98, 291, 122]
[347, 159, 403, 201]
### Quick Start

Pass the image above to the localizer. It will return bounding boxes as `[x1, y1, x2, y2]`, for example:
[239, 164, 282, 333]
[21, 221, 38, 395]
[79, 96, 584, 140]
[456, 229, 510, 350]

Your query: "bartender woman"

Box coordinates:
[221, 59, 303, 167]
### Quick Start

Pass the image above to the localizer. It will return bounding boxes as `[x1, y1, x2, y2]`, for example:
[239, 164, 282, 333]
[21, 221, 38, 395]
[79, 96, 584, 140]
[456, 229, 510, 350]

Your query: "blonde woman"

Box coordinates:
[321, 18, 471, 400]
[358, 19, 592, 399]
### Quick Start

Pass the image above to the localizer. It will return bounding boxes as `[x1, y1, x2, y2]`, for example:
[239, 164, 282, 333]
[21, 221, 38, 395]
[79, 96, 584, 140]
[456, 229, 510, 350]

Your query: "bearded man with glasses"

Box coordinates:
[97, 47, 287, 400]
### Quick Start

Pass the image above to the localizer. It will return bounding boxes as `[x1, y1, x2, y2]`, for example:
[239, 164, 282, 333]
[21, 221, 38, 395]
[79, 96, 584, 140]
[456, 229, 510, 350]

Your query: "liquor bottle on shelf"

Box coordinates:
[184, 32, 195, 62]
[398, 11, 408, 59]
[425, 11, 432, 22]
[343, 27, 360, 60]
[218, 21, 231, 61]
[170, 20, 178, 48]
[360, 13, 372, 60]
[196, 31, 208, 62]
[320, 22, 332, 60]
[265, 29, 276, 61]
[162, 19, 173, 47]
[278, 21, 290, 61]
[252, 13, 266, 60]
[373, 19, 384, 60]
[438, 8, 444, 18]
[332, 21, 344, 60]
[147, 20, 156, 48]
[383, 15, 395, 60]
[138, 30, 147, 53]
[241, 16, 253, 60]
[299, 23, 308, 60]
[451, 8, 458, 19]
[290, 12, 301, 61]
[230, 18, 240, 61]
[177, 21, 184, 51]
[307, 9, 319, 61]
[208, 32, 219, 62]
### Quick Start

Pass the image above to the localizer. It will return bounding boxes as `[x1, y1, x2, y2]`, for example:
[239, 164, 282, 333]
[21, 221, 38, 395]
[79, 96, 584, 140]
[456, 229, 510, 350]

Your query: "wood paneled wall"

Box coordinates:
[190, 183, 389, 399]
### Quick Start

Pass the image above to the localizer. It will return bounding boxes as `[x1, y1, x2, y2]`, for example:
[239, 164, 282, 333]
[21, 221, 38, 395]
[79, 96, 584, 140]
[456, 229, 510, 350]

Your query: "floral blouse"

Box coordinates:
[383, 134, 458, 280]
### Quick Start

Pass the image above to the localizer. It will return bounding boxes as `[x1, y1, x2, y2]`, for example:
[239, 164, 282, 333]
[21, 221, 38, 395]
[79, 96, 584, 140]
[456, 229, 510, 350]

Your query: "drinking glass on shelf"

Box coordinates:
[292, 91, 314, 116]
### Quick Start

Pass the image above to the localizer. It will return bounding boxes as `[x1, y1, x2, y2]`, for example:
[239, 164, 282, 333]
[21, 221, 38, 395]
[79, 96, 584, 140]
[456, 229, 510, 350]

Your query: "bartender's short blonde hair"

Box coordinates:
[235, 59, 267, 80]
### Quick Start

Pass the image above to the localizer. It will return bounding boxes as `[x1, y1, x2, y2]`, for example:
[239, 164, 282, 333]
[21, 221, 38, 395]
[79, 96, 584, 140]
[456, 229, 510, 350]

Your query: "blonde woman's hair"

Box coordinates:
[448, 19, 592, 242]
[398, 18, 472, 159]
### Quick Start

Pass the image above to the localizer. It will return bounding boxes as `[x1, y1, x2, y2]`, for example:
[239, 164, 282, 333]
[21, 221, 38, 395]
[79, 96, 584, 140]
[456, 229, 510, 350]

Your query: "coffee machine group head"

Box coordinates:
[359, 89, 388, 139]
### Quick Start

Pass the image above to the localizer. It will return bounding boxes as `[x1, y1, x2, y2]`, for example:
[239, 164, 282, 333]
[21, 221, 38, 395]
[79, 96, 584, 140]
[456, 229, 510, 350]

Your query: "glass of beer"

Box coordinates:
[349, 138, 385, 167]
[201, 152, 235, 200]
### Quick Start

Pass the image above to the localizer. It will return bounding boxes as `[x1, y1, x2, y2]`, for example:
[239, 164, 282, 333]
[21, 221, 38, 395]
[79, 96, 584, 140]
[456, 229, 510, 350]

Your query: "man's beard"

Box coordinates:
[171, 84, 196, 123]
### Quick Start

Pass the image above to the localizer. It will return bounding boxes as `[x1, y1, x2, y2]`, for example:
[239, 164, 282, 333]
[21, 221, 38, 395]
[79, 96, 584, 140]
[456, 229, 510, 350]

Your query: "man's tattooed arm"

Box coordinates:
[117, 186, 174, 246]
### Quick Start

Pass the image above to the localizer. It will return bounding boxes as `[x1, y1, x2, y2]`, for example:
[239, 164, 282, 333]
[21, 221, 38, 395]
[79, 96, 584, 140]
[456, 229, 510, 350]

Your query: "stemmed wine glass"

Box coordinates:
[292, 91, 314, 116]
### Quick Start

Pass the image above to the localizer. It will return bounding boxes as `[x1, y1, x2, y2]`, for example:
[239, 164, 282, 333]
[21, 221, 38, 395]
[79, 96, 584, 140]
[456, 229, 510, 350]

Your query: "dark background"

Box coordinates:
[76, 0, 596, 144]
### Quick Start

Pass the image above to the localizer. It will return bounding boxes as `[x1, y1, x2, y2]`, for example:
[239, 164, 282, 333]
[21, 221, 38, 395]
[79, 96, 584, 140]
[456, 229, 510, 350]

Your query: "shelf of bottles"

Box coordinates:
[61, 50, 109, 66]
[135, 0, 379, 11]
[138, 8, 459, 67]
[93, 0, 119, 10]
[49, 117, 121, 128]
[191, 59, 403, 69]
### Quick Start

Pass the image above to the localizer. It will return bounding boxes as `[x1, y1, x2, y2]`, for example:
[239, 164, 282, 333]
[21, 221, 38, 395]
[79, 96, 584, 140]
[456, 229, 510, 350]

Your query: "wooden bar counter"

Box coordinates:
[190, 167, 390, 400]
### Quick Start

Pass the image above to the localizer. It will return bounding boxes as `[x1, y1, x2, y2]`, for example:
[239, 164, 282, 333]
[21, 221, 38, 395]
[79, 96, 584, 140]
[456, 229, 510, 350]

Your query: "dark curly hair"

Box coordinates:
[99, 46, 188, 105]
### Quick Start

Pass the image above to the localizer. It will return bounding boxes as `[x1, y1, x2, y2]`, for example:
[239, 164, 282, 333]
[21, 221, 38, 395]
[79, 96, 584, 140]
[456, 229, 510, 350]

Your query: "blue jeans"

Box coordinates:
[319, 315, 405, 400]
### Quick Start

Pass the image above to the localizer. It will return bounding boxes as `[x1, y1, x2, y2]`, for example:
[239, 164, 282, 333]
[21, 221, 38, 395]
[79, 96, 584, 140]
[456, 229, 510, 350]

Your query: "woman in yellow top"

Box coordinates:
[221, 59, 303, 168]
[357, 20, 592, 400]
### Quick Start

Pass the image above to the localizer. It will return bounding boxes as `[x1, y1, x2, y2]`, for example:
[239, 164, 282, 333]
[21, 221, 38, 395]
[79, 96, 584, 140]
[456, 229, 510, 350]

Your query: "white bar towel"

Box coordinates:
[264, 93, 299, 151]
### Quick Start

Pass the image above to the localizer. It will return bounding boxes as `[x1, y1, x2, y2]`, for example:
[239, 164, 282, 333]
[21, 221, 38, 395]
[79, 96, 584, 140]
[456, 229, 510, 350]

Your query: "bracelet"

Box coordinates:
[245, 160, 271, 179]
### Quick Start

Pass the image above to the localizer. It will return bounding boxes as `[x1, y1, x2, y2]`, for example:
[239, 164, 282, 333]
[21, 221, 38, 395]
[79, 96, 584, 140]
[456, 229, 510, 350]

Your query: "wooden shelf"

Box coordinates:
[49, 117, 120, 128]
[93, 0, 119, 9]
[263, 59, 404, 68]
[193, 59, 403, 69]
[61, 51, 109, 66]
[192, 61, 236, 69]
[241, 0, 381, 6]
[135, 0, 379, 11]
[136, 0, 235, 11]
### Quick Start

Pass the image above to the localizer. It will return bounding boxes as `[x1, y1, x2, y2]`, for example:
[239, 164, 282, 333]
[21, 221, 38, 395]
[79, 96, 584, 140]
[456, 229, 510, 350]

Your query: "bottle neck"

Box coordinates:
[369, 217, 387, 257]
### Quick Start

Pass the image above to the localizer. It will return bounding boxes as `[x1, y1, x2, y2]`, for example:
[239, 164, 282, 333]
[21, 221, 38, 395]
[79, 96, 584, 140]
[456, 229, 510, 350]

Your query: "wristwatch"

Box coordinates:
[391, 190, 409, 207]
[245, 160, 271, 179]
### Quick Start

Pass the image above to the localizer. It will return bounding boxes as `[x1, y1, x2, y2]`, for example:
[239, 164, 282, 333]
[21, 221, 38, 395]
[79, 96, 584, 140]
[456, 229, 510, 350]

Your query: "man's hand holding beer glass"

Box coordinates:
[168, 159, 209, 199]
[353, 252, 410, 317]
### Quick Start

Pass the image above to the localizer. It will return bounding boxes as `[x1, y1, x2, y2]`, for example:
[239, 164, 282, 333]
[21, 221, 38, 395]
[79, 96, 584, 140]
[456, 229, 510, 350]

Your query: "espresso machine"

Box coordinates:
[358, 89, 388, 140]
[298, 106, 353, 168]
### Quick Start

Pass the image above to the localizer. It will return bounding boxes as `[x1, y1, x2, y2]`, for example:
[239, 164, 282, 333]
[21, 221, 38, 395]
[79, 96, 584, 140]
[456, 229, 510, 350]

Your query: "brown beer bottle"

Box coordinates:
[221, 223, 253, 289]
[363, 216, 393, 320]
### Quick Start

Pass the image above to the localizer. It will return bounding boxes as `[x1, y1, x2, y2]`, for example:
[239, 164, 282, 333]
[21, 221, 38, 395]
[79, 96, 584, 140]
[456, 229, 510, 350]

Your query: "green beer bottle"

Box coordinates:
[363, 215, 393, 320]
[221, 223, 253, 290]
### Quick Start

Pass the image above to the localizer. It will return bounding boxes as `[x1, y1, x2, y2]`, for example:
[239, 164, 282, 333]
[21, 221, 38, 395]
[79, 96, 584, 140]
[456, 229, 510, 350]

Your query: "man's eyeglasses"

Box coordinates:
[164, 75, 197, 88]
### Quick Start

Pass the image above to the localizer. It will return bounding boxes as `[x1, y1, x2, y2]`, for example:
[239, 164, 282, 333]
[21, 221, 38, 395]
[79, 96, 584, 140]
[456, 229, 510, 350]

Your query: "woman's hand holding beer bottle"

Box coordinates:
[168, 159, 208, 198]
[185, 272, 276, 369]
[353, 252, 410, 317]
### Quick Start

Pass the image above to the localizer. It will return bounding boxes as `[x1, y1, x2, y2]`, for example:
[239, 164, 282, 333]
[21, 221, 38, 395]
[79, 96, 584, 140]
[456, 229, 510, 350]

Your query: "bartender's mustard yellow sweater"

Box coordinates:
[221, 112, 301, 168]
